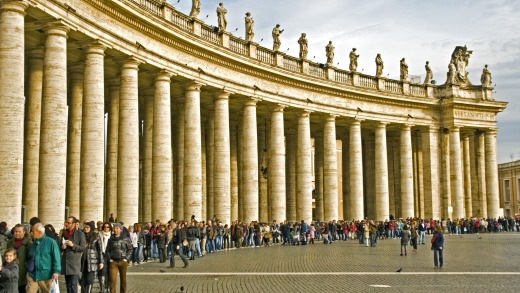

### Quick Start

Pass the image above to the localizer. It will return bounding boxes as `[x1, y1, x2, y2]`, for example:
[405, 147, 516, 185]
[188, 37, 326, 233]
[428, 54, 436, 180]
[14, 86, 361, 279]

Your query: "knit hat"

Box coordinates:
[113, 223, 122, 230]
[87, 221, 96, 231]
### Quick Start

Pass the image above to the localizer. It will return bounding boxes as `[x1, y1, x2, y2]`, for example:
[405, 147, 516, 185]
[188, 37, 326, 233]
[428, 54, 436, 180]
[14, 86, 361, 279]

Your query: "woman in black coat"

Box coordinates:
[81, 222, 104, 293]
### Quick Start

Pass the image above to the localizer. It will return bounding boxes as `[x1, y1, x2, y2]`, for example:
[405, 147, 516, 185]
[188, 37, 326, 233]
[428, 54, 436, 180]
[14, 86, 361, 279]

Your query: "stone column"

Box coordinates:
[296, 110, 312, 223]
[349, 119, 364, 220]
[485, 129, 499, 218]
[205, 109, 214, 220]
[449, 126, 464, 219]
[142, 90, 153, 221]
[230, 121, 239, 222]
[22, 47, 44, 220]
[65, 64, 83, 218]
[375, 122, 389, 221]
[258, 121, 268, 222]
[476, 131, 487, 218]
[422, 127, 440, 219]
[38, 22, 70, 228]
[323, 115, 338, 221]
[469, 133, 479, 217]
[364, 132, 376, 219]
[152, 70, 174, 222]
[314, 133, 324, 221]
[175, 98, 186, 219]
[400, 124, 414, 218]
[285, 129, 297, 222]
[341, 133, 350, 221]
[201, 119, 207, 221]
[441, 129, 451, 219]
[241, 98, 259, 223]
[462, 133, 472, 217]
[269, 105, 287, 222]
[214, 90, 231, 225]
[106, 78, 120, 218]
[0, 0, 28, 226]
[117, 58, 141, 225]
[184, 81, 203, 221]
[80, 42, 106, 221]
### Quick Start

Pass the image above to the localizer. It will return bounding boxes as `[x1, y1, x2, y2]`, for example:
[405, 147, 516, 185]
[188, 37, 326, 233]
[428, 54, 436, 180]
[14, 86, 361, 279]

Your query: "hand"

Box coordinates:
[52, 273, 59, 280]
[123, 259, 127, 262]
[109, 260, 113, 263]
[99, 263, 104, 270]
[439, 247, 443, 250]
[66, 240, 74, 247]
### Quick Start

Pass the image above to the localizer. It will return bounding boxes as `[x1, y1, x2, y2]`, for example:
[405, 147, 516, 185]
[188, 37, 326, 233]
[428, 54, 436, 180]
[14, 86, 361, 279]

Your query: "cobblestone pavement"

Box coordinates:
[80, 233, 520, 292]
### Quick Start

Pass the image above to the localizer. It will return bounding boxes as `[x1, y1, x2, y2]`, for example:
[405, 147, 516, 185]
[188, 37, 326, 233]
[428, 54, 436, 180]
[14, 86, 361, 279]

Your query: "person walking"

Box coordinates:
[400, 224, 410, 256]
[60, 217, 86, 293]
[106, 223, 133, 293]
[26, 223, 61, 293]
[81, 221, 104, 293]
[432, 224, 445, 269]
[166, 223, 188, 269]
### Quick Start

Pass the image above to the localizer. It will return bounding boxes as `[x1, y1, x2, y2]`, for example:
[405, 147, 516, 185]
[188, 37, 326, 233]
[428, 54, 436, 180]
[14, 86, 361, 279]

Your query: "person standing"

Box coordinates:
[432, 224, 445, 269]
[81, 222, 104, 293]
[0, 248, 19, 293]
[26, 223, 61, 293]
[410, 223, 419, 251]
[166, 223, 189, 269]
[106, 223, 133, 293]
[7, 224, 32, 293]
[400, 224, 410, 256]
[60, 217, 86, 293]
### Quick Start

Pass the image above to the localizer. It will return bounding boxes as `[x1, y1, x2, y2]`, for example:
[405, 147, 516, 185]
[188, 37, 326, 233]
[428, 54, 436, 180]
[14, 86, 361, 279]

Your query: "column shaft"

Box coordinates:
[477, 132, 487, 218]
[242, 99, 259, 223]
[349, 120, 364, 220]
[314, 134, 324, 221]
[400, 125, 414, 218]
[184, 81, 203, 221]
[296, 110, 312, 223]
[341, 134, 350, 221]
[230, 122, 239, 222]
[485, 129, 499, 218]
[80, 43, 106, 221]
[422, 127, 440, 219]
[175, 99, 185, 219]
[0, 0, 28, 226]
[441, 130, 451, 219]
[375, 123, 389, 221]
[285, 130, 297, 222]
[269, 105, 287, 222]
[323, 116, 338, 221]
[106, 79, 120, 219]
[152, 71, 173, 222]
[142, 91, 153, 221]
[117, 58, 141, 225]
[258, 122, 268, 222]
[462, 134, 472, 217]
[214, 91, 231, 225]
[449, 127, 464, 218]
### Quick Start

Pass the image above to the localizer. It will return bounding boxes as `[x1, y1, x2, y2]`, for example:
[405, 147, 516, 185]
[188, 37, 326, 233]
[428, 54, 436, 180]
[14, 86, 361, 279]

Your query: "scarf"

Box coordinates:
[63, 228, 76, 239]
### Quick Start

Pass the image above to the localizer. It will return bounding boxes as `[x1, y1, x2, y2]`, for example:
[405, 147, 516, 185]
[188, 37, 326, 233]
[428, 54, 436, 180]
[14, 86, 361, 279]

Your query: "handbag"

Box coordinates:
[182, 239, 188, 246]
[50, 279, 60, 293]
[27, 238, 45, 273]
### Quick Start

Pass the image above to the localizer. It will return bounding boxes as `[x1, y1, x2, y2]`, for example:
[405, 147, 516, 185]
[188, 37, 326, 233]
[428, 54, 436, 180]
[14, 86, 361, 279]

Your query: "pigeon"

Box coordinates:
[159, 269, 166, 273]
[478, 237, 482, 239]
[396, 268, 402, 272]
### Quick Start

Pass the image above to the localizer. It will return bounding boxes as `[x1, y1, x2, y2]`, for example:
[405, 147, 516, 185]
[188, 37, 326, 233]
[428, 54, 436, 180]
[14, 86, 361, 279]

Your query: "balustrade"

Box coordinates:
[257, 47, 275, 65]
[385, 79, 401, 93]
[334, 70, 351, 84]
[358, 75, 377, 89]
[283, 56, 301, 72]
[229, 37, 248, 55]
[309, 64, 325, 78]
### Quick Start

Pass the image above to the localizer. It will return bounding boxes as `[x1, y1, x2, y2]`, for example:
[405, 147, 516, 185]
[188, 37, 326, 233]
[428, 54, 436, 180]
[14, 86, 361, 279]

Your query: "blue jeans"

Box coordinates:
[420, 231, 426, 244]
[216, 235, 223, 250]
[134, 245, 142, 263]
[195, 238, 202, 256]
[206, 239, 215, 253]
[434, 248, 444, 267]
[65, 275, 78, 293]
[170, 245, 188, 268]
[151, 239, 158, 259]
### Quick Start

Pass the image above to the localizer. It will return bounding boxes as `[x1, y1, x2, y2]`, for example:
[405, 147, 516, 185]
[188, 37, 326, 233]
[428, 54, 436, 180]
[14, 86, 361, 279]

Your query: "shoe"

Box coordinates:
[182, 263, 189, 268]
[434, 266, 438, 269]
[405, 253, 407, 256]
[400, 254, 403, 256]
[166, 266, 173, 268]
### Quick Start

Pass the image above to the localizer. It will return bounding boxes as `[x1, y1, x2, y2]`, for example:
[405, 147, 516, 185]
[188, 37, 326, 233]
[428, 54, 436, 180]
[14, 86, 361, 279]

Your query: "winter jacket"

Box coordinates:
[7, 237, 32, 286]
[106, 235, 133, 262]
[0, 261, 18, 293]
[27, 235, 61, 281]
[82, 233, 104, 273]
[59, 229, 86, 276]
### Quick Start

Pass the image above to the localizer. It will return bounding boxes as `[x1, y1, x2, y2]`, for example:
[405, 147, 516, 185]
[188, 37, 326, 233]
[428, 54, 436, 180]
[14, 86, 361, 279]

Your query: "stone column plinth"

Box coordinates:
[296, 110, 312, 223]
[106, 78, 120, 218]
[485, 129, 499, 218]
[449, 126, 464, 219]
[80, 42, 107, 221]
[269, 105, 287, 222]
[400, 124, 414, 218]
[241, 98, 259, 223]
[214, 90, 231, 225]
[38, 22, 70, 229]
[152, 70, 174, 222]
[323, 115, 338, 221]
[184, 81, 203, 221]
[23, 47, 44, 220]
[349, 119, 364, 220]
[117, 58, 141, 226]
[0, 0, 29, 226]
[375, 122, 389, 221]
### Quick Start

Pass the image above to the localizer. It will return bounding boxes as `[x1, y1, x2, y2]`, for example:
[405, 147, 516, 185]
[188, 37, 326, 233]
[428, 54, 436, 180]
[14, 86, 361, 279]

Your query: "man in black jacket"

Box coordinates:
[106, 223, 132, 293]
[186, 222, 200, 260]
[167, 223, 189, 269]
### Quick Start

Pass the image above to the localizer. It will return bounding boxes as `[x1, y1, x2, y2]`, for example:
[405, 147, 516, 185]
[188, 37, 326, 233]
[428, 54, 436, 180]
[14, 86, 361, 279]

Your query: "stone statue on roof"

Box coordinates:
[424, 61, 433, 85]
[216, 2, 227, 32]
[298, 33, 308, 59]
[325, 41, 334, 66]
[400, 58, 408, 81]
[375, 53, 384, 77]
[245, 12, 254, 42]
[190, 0, 201, 18]
[272, 24, 284, 51]
[349, 48, 359, 72]
[450, 45, 473, 84]
[481, 64, 492, 88]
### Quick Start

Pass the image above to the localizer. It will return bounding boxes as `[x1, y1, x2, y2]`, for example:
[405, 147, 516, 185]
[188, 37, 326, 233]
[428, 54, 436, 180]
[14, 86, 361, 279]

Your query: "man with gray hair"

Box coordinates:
[26, 223, 61, 293]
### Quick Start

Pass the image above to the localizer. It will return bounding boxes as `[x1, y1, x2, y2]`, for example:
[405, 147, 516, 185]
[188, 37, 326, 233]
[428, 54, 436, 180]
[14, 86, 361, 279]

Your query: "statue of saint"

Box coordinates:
[349, 48, 359, 71]
[447, 61, 456, 84]
[325, 41, 334, 66]
[272, 24, 284, 51]
[216, 2, 227, 32]
[298, 33, 308, 59]
[424, 61, 433, 85]
[245, 12, 254, 42]
[189, 0, 201, 18]
[375, 53, 384, 77]
[450, 46, 473, 84]
[400, 58, 408, 81]
[480, 64, 492, 87]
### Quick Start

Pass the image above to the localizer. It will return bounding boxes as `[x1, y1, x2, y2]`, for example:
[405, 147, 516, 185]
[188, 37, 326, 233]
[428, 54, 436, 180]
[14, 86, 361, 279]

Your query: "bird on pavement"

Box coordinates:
[396, 268, 402, 272]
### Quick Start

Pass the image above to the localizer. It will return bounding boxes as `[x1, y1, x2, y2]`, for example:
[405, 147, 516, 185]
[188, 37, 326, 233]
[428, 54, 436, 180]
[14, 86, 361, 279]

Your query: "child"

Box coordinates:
[0, 248, 19, 293]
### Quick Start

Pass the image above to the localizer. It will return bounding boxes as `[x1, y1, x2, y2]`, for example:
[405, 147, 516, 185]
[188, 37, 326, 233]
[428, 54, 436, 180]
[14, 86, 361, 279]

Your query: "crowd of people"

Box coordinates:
[0, 215, 519, 292]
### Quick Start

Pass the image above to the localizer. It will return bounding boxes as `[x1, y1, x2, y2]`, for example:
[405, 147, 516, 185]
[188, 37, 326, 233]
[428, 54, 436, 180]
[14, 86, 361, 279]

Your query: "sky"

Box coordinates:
[167, 0, 519, 163]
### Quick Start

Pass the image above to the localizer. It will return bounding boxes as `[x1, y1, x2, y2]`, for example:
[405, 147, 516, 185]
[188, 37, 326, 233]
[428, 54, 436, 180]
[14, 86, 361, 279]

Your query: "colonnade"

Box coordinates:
[0, 0, 502, 229]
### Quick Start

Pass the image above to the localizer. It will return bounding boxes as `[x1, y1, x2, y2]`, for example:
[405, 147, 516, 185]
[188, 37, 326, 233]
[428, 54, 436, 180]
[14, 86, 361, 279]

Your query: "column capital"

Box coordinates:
[119, 56, 144, 70]
[43, 19, 76, 37]
[297, 109, 312, 117]
[272, 104, 288, 113]
[401, 124, 412, 131]
[486, 128, 498, 136]
[449, 125, 461, 132]
[375, 121, 389, 128]
[350, 118, 364, 126]
[185, 80, 204, 92]
[0, 0, 29, 15]
[215, 90, 233, 100]
[244, 97, 260, 106]
[155, 69, 176, 82]
[323, 114, 338, 122]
